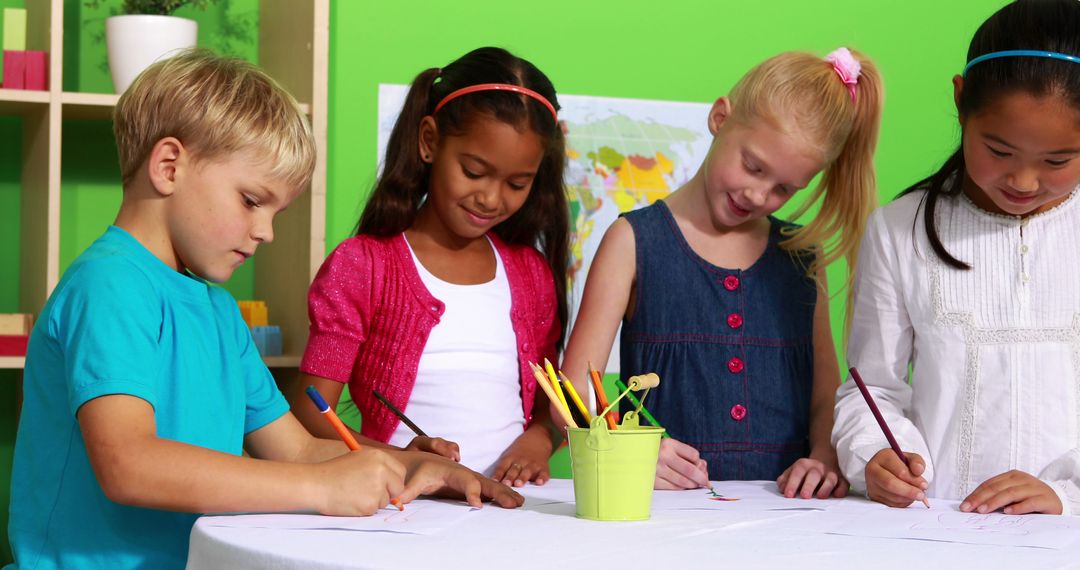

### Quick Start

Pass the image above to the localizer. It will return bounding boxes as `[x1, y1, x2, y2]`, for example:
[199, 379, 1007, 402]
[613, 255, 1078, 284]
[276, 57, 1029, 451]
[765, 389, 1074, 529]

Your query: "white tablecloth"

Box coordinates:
[188, 480, 1080, 569]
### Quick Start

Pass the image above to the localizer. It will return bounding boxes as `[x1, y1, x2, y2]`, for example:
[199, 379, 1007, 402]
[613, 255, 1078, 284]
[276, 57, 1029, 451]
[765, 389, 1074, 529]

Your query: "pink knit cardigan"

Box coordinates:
[300, 232, 560, 443]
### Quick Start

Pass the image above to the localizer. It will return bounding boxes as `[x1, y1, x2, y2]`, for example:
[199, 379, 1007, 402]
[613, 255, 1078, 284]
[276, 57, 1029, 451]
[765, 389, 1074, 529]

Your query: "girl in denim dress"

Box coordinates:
[562, 48, 882, 498]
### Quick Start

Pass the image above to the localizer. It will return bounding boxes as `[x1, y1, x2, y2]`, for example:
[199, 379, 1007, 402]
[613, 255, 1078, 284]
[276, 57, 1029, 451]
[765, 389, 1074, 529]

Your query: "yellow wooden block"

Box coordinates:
[0, 313, 33, 335]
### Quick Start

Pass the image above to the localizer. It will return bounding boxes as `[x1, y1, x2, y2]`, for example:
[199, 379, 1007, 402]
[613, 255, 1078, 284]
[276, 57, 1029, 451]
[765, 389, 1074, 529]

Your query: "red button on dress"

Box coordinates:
[723, 275, 740, 291]
[727, 357, 744, 374]
[730, 404, 747, 421]
[726, 313, 743, 329]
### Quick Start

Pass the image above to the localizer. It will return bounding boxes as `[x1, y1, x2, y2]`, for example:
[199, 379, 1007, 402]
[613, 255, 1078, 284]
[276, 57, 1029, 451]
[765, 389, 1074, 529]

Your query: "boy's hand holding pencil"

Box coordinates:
[310, 449, 410, 516]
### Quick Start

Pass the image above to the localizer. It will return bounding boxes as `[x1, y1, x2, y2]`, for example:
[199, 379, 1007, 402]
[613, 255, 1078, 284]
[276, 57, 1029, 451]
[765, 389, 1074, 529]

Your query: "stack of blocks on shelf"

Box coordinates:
[2, 8, 47, 91]
[0, 313, 33, 356]
[237, 300, 282, 358]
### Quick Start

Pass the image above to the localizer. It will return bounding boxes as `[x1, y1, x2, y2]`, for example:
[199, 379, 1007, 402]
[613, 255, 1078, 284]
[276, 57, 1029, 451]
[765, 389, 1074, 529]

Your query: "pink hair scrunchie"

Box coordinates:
[826, 47, 861, 103]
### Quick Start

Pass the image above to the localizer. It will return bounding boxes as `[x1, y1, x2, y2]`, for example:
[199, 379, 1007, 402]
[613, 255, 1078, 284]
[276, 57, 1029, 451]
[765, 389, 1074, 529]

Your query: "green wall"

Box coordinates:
[0, 0, 1009, 562]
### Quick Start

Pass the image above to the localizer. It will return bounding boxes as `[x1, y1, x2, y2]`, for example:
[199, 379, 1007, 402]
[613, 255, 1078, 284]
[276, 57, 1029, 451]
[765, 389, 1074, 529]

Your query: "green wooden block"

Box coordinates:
[3, 8, 27, 52]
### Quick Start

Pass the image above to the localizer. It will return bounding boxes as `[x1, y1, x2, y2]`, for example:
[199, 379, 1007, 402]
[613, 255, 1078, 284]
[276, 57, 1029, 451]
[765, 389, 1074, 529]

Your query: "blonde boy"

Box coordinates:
[8, 50, 520, 570]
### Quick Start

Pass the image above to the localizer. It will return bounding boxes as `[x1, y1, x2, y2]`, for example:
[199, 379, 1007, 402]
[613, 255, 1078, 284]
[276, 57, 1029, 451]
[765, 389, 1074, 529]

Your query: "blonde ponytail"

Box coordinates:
[729, 48, 883, 339]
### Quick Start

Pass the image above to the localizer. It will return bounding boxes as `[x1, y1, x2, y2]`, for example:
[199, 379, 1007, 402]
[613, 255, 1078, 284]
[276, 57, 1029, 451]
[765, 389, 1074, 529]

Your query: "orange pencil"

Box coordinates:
[306, 386, 404, 511]
[588, 361, 618, 430]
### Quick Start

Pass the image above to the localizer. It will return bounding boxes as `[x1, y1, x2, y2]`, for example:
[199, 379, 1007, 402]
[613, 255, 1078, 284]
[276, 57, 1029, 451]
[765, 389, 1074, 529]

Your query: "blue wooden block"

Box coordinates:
[252, 326, 282, 357]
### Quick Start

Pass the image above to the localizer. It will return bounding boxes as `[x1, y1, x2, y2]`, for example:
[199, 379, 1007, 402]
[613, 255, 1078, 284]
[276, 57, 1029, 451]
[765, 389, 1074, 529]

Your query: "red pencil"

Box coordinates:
[848, 367, 930, 508]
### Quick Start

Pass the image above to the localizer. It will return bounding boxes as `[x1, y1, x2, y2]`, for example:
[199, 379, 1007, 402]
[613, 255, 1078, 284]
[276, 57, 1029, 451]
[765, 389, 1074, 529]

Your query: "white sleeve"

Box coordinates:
[1038, 449, 1080, 516]
[832, 207, 933, 494]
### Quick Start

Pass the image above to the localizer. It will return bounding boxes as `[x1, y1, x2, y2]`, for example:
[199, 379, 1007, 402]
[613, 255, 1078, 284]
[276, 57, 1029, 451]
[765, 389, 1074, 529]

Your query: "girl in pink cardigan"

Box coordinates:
[287, 47, 568, 487]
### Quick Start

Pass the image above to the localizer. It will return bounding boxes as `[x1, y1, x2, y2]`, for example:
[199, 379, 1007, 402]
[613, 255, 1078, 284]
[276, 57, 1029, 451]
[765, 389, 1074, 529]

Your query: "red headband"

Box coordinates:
[433, 83, 558, 122]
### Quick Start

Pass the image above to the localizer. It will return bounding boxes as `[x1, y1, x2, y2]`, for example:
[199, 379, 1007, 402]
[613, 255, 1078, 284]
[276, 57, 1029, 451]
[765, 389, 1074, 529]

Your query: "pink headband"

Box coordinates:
[825, 47, 861, 103]
[433, 83, 558, 122]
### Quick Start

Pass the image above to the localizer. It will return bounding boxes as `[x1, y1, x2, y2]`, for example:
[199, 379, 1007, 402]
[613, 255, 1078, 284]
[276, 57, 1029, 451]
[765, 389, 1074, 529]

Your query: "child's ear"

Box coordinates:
[708, 97, 732, 136]
[952, 74, 965, 125]
[418, 116, 439, 164]
[146, 137, 185, 197]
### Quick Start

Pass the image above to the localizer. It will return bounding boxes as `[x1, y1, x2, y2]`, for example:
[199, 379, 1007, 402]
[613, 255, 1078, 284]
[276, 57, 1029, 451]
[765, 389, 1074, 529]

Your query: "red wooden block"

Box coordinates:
[23, 50, 46, 90]
[0, 335, 28, 356]
[2, 50, 26, 89]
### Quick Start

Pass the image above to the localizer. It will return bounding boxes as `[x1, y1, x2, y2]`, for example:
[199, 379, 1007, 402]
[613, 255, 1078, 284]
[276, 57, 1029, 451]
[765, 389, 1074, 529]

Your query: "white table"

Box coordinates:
[188, 480, 1080, 569]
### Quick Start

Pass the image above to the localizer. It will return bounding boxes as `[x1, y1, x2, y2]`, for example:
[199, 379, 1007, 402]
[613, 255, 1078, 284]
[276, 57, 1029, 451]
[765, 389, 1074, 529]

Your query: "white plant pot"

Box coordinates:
[106, 15, 197, 94]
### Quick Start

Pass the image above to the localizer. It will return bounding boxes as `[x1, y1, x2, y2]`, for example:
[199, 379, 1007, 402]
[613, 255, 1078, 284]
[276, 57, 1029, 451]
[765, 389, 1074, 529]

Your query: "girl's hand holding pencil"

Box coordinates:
[393, 451, 525, 509]
[654, 438, 711, 490]
[405, 436, 461, 463]
[865, 448, 931, 508]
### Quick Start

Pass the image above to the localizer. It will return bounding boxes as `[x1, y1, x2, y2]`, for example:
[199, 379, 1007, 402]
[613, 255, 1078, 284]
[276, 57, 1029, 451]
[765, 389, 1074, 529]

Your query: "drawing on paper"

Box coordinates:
[910, 513, 1070, 535]
[706, 488, 739, 502]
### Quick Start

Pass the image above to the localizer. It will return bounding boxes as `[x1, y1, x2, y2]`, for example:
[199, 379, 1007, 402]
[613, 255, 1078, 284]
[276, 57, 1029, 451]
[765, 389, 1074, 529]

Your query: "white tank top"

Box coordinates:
[390, 236, 524, 476]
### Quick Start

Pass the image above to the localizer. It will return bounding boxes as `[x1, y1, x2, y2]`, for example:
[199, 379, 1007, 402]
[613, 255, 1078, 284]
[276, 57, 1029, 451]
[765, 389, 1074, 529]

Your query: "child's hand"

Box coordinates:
[491, 428, 553, 487]
[395, 451, 524, 509]
[777, 450, 849, 499]
[405, 436, 461, 462]
[960, 470, 1063, 515]
[312, 448, 407, 516]
[865, 448, 929, 507]
[654, 438, 710, 490]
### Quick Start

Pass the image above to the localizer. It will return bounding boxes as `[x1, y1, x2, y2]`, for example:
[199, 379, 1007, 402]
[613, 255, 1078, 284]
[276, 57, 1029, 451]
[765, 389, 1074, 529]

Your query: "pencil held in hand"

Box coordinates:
[305, 386, 404, 511]
[848, 367, 930, 508]
[372, 389, 427, 437]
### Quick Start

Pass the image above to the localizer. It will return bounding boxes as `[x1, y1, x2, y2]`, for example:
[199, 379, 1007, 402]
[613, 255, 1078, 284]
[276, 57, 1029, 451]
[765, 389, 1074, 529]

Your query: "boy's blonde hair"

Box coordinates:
[114, 49, 316, 190]
[728, 49, 883, 330]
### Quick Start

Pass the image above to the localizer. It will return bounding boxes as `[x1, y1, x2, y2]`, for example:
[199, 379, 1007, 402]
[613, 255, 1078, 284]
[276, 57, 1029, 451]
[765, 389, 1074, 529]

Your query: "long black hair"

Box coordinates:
[358, 47, 570, 345]
[900, 0, 1080, 269]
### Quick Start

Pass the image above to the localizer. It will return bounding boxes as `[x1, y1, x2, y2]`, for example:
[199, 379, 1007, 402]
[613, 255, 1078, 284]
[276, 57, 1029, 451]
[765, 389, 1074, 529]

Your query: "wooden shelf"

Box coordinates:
[0, 89, 49, 116]
[0, 357, 26, 369]
[60, 92, 119, 120]
[58, 91, 309, 120]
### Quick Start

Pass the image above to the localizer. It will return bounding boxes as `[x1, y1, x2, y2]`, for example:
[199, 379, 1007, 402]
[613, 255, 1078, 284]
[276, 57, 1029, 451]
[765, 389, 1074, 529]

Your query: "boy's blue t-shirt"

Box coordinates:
[8, 226, 290, 569]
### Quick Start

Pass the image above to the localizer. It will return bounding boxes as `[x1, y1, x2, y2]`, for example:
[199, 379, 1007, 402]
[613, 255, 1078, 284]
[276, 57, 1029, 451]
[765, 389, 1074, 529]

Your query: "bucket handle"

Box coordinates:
[597, 373, 660, 423]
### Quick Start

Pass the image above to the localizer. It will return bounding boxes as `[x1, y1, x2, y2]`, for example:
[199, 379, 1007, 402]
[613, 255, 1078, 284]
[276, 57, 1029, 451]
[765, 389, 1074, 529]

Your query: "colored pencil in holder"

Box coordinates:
[557, 371, 592, 423]
[588, 362, 618, 430]
[543, 358, 570, 411]
[529, 362, 578, 428]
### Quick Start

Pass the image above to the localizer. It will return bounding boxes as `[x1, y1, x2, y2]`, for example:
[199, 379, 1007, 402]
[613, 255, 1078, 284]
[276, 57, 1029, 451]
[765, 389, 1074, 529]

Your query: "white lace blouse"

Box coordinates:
[833, 188, 1080, 515]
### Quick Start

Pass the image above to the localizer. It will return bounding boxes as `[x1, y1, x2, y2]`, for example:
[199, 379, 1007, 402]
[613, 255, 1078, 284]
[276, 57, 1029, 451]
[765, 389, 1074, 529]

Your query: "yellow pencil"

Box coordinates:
[544, 358, 569, 410]
[557, 371, 592, 423]
[530, 363, 578, 428]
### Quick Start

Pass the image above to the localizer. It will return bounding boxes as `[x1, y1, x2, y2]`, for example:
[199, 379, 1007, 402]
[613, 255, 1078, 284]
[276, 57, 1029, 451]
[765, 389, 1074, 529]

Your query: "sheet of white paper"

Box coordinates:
[199, 500, 480, 536]
[650, 480, 835, 512]
[516, 479, 575, 508]
[828, 501, 1080, 549]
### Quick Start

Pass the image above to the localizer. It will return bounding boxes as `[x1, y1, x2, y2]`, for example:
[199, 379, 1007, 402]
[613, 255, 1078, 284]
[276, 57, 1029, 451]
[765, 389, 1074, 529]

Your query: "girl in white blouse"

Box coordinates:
[833, 0, 1080, 516]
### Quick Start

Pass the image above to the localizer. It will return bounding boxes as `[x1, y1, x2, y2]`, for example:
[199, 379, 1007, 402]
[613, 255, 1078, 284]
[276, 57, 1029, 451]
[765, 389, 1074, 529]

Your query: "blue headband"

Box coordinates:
[963, 50, 1080, 76]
